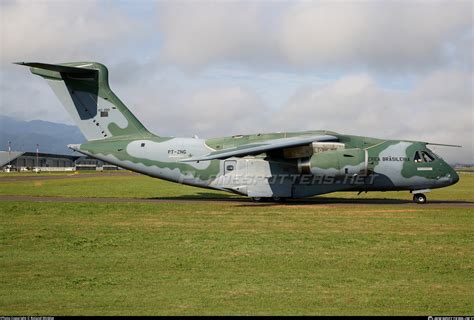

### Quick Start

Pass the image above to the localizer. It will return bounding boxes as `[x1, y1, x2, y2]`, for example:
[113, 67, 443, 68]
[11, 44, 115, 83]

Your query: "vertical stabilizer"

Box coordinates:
[17, 62, 152, 141]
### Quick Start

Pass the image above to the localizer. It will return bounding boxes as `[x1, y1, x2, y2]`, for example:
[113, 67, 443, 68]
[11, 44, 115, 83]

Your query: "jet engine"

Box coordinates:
[298, 148, 369, 176]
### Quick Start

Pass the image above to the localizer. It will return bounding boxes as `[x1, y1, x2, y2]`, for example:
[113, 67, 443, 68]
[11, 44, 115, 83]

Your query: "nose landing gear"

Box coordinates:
[413, 193, 427, 204]
[411, 189, 430, 204]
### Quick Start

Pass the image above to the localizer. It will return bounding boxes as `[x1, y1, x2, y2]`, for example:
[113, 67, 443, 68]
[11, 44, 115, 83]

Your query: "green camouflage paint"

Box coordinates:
[18, 61, 459, 200]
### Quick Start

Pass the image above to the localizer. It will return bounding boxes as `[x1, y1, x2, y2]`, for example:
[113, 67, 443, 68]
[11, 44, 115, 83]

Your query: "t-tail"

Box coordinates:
[15, 62, 152, 141]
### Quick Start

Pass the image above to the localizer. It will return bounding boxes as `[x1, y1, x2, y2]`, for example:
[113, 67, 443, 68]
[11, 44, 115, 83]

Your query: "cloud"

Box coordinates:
[0, 0, 146, 123]
[157, 1, 472, 72]
[272, 74, 391, 133]
[279, 1, 472, 71]
[112, 65, 472, 163]
[158, 2, 275, 70]
[272, 69, 473, 163]
[4, 1, 470, 72]
[121, 81, 270, 138]
[1, 0, 472, 164]
[0, 0, 142, 64]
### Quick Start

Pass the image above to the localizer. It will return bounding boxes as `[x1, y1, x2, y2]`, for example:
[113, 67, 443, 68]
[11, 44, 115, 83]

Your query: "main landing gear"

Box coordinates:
[413, 193, 427, 204]
[252, 197, 287, 203]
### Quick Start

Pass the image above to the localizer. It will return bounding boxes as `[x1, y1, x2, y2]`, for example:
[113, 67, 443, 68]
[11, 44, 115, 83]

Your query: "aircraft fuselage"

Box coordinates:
[70, 130, 459, 200]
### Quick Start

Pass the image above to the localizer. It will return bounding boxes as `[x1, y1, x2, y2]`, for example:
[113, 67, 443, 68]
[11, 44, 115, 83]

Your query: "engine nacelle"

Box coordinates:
[298, 148, 369, 176]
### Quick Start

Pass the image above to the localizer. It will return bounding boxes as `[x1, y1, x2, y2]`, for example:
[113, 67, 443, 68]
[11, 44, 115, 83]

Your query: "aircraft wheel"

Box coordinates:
[252, 197, 263, 202]
[413, 193, 427, 204]
[272, 196, 287, 203]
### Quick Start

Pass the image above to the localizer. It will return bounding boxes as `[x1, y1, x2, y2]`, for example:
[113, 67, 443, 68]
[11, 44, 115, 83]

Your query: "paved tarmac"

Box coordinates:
[1, 172, 472, 207]
[0, 194, 472, 207]
[0, 171, 137, 182]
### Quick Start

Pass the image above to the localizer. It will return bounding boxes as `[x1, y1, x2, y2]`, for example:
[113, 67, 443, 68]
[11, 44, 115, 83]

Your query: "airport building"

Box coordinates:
[0, 151, 120, 172]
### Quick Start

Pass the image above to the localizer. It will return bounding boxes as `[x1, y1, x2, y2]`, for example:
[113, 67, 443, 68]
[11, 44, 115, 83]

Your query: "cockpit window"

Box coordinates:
[414, 150, 436, 163]
[422, 151, 435, 162]
[414, 151, 422, 163]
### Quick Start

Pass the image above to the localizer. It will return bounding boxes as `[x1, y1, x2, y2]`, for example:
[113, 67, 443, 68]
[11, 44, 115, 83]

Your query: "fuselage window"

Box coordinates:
[422, 151, 435, 162]
[226, 165, 235, 171]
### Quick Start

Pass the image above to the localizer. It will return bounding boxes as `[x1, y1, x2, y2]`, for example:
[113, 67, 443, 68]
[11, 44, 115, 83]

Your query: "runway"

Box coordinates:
[1, 172, 472, 207]
[0, 171, 137, 182]
[0, 194, 472, 207]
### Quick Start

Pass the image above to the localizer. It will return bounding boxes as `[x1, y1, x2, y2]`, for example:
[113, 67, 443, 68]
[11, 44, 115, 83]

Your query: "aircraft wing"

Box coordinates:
[425, 142, 461, 147]
[180, 134, 338, 162]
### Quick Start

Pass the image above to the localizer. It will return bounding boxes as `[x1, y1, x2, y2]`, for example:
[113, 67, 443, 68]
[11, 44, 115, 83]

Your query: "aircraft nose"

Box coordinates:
[438, 161, 459, 187]
[451, 169, 459, 185]
[444, 162, 459, 186]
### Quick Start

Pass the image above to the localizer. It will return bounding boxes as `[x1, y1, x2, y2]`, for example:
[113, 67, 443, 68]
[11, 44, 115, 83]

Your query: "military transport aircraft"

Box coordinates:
[17, 62, 460, 204]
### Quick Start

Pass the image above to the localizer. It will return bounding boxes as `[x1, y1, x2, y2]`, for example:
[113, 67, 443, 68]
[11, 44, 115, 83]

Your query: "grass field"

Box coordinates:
[0, 171, 473, 315]
[0, 170, 472, 201]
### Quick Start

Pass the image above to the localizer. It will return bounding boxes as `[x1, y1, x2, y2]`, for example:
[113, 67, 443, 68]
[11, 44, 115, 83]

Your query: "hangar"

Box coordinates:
[0, 151, 119, 172]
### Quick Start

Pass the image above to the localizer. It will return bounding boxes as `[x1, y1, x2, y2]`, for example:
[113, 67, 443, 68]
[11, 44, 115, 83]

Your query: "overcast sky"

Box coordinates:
[0, 0, 472, 163]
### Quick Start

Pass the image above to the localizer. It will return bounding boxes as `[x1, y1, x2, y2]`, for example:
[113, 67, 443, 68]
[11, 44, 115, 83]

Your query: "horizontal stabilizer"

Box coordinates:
[14, 62, 97, 75]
